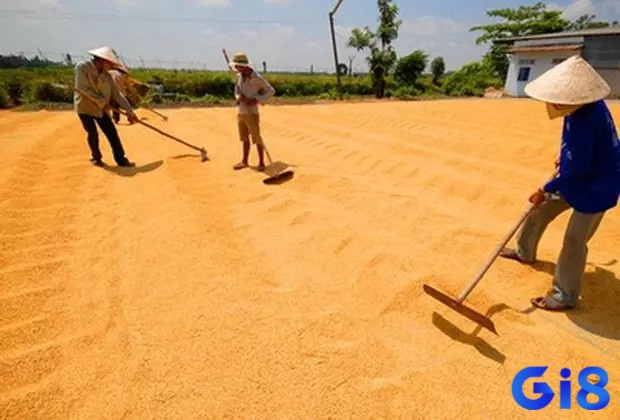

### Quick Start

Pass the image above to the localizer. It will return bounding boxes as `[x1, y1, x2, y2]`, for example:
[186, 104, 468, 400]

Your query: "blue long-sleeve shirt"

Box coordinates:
[543, 100, 620, 214]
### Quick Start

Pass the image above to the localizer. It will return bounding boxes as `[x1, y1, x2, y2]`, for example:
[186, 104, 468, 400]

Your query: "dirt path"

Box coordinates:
[1, 100, 619, 418]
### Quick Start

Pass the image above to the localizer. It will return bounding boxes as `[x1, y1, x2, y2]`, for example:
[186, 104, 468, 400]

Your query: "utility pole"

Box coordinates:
[329, 0, 344, 99]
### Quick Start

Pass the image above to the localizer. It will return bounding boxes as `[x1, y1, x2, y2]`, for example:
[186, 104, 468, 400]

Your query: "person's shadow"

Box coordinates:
[529, 259, 620, 340]
[102, 160, 164, 177]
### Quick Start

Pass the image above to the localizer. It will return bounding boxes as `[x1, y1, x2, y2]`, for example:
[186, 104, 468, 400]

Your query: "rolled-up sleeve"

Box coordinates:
[255, 77, 275, 102]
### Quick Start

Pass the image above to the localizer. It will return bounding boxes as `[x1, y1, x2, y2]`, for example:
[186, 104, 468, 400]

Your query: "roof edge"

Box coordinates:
[491, 27, 620, 43]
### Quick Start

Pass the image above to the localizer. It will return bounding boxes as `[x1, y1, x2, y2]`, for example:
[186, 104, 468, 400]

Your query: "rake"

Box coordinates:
[423, 171, 558, 335]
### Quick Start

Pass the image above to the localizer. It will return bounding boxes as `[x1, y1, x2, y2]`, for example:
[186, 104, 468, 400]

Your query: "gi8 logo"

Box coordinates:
[511, 366, 610, 410]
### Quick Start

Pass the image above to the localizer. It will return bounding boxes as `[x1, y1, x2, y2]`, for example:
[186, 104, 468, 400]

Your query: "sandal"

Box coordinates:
[256, 163, 266, 172]
[233, 162, 248, 170]
[499, 247, 530, 264]
[531, 295, 573, 311]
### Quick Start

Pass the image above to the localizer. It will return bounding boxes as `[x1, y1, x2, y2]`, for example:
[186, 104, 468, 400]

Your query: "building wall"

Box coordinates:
[584, 35, 620, 98]
[598, 69, 620, 98]
[583, 35, 620, 68]
[504, 51, 577, 97]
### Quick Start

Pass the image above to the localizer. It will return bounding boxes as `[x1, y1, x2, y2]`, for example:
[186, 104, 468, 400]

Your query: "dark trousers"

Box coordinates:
[78, 113, 128, 164]
[112, 110, 121, 123]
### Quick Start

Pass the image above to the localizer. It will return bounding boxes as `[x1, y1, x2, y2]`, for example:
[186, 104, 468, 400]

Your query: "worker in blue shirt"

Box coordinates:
[500, 55, 620, 311]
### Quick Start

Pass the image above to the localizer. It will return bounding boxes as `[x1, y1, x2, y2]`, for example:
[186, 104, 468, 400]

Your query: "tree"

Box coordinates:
[430, 57, 445, 84]
[65, 53, 72, 67]
[394, 50, 428, 87]
[347, 0, 402, 98]
[470, 2, 569, 79]
[569, 14, 619, 30]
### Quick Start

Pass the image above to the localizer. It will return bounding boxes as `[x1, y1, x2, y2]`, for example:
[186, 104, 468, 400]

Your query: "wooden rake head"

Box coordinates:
[423, 284, 498, 335]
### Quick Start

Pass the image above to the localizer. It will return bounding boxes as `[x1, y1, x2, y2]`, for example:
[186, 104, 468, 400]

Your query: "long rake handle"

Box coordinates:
[75, 87, 202, 152]
[141, 104, 168, 120]
[456, 170, 559, 303]
[456, 204, 535, 302]
[137, 119, 203, 152]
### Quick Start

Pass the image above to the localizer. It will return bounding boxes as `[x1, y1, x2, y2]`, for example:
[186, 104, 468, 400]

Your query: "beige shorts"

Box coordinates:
[237, 113, 263, 145]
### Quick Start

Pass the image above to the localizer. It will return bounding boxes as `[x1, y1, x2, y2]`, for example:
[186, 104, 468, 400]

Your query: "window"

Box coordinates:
[552, 58, 566, 64]
[519, 59, 535, 65]
[517, 67, 531, 82]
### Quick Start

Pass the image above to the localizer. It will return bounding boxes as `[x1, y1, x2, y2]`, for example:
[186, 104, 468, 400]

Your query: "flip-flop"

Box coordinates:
[530, 295, 572, 311]
[256, 164, 266, 172]
[233, 162, 248, 170]
[499, 247, 530, 264]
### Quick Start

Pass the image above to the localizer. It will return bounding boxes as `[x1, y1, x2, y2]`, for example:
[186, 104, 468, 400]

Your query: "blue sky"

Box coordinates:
[1, 0, 619, 72]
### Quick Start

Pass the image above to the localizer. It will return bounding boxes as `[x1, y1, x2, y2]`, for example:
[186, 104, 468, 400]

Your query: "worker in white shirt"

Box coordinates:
[229, 52, 276, 171]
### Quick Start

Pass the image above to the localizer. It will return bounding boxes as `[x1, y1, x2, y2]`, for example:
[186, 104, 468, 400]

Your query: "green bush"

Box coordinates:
[0, 84, 11, 108]
[442, 61, 503, 97]
[394, 51, 428, 87]
[26, 80, 73, 103]
[390, 85, 422, 99]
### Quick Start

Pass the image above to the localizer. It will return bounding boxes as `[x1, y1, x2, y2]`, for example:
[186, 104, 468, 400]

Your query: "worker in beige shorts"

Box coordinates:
[229, 52, 275, 171]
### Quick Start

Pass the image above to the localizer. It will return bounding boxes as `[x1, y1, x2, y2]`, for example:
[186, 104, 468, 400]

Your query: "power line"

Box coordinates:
[0, 8, 321, 25]
[1, 50, 338, 73]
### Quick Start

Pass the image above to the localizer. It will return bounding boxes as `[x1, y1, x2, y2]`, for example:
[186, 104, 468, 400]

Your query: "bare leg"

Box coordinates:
[256, 143, 265, 170]
[234, 114, 251, 170]
[234, 140, 250, 170]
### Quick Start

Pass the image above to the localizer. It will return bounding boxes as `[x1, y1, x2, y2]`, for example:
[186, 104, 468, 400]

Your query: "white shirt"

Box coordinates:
[234, 70, 276, 115]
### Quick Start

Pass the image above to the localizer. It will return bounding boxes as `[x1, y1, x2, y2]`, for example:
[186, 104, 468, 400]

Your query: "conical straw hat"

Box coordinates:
[524, 55, 610, 105]
[88, 46, 128, 72]
[229, 51, 252, 68]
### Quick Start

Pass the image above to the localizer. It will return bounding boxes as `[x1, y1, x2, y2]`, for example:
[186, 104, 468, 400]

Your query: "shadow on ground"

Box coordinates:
[250, 161, 297, 185]
[170, 153, 210, 162]
[431, 303, 508, 365]
[103, 160, 164, 177]
[528, 259, 620, 340]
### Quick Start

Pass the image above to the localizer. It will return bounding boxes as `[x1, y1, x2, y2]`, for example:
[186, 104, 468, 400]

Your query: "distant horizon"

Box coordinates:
[1, 0, 619, 73]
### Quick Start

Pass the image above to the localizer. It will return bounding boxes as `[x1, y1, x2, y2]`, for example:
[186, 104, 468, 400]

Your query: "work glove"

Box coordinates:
[529, 189, 546, 207]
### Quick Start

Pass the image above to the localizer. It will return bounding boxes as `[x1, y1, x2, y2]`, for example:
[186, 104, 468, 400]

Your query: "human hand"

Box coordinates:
[554, 158, 560, 168]
[529, 189, 546, 207]
[128, 114, 140, 124]
[238, 95, 257, 105]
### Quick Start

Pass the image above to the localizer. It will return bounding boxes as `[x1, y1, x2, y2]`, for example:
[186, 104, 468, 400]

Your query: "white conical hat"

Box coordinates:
[88, 46, 128, 72]
[524, 55, 610, 105]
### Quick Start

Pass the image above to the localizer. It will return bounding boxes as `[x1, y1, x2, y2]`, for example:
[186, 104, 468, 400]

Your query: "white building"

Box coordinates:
[495, 28, 620, 98]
